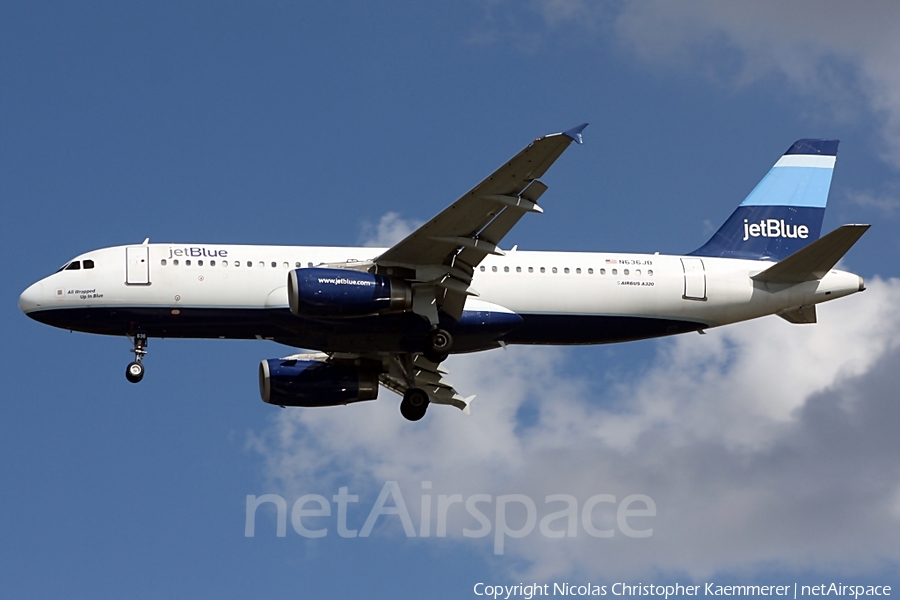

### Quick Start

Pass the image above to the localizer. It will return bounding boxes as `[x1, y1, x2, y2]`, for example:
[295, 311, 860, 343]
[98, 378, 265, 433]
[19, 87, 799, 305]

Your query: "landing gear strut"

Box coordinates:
[423, 328, 453, 363]
[400, 388, 430, 421]
[126, 332, 147, 383]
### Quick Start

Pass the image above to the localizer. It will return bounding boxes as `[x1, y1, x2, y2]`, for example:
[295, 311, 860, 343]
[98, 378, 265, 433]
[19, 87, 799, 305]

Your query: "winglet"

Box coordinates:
[562, 123, 588, 144]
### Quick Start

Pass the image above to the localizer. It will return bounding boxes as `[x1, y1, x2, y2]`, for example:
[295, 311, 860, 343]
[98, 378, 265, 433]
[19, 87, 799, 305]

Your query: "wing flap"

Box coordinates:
[380, 354, 474, 412]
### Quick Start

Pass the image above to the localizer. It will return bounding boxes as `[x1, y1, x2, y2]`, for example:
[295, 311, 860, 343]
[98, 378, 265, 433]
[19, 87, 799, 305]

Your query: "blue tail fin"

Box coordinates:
[690, 139, 838, 261]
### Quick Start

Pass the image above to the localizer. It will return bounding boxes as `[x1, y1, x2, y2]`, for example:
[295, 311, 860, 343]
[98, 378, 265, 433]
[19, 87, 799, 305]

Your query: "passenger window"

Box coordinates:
[65, 261, 81, 271]
[504, 266, 509, 273]
[247, 261, 253, 268]
[528, 267, 533, 273]
[624, 269, 629, 275]
[174, 259, 179, 266]
[185, 260, 191, 266]
[552, 267, 558, 274]
[576, 268, 581, 274]
[635, 269, 641, 275]
[210, 260, 216, 266]
[222, 260, 228, 267]
[492, 266, 497, 272]
[308, 262, 313, 268]
[272, 262, 277, 268]
[516, 266, 521, 273]
[648, 269, 653, 276]
[564, 268, 570, 274]
[480, 266, 485, 272]
[540, 267, 545, 273]
[235, 261, 240, 267]
[198, 260, 204, 266]
[612, 268, 618, 275]
[283, 262, 288, 268]
[600, 268, 605, 275]
[258, 261, 264, 268]
[83, 259, 94, 269]
[588, 268, 593, 274]
[161, 259, 167, 266]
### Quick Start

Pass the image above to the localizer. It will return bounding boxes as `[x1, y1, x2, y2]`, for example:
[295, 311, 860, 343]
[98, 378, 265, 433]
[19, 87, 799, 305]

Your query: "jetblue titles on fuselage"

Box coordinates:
[167, 247, 229, 259]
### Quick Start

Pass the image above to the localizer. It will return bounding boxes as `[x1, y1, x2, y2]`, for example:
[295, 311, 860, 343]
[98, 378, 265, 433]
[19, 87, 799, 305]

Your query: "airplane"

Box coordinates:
[19, 125, 869, 421]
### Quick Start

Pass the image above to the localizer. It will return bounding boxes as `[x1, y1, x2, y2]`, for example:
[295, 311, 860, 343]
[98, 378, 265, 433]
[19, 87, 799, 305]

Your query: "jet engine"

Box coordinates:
[287, 268, 412, 317]
[259, 358, 379, 407]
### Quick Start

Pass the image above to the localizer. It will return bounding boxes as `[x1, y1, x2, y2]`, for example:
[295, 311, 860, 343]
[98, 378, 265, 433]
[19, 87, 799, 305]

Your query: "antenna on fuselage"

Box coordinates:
[142, 238, 150, 245]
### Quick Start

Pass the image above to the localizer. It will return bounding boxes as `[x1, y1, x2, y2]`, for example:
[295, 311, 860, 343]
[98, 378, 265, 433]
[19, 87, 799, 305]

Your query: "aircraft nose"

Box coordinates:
[19, 281, 43, 314]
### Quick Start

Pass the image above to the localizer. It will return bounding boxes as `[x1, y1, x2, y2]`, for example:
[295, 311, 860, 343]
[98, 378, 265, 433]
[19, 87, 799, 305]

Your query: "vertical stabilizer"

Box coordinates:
[690, 139, 838, 261]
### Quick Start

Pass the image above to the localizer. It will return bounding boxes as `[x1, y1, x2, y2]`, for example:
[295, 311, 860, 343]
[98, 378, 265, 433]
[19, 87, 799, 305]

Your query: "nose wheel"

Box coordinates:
[126, 361, 144, 383]
[126, 333, 148, 383]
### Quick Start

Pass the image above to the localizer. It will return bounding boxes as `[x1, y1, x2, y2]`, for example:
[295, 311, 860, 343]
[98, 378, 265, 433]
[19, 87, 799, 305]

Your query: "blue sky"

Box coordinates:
[3, 2, 900, 598]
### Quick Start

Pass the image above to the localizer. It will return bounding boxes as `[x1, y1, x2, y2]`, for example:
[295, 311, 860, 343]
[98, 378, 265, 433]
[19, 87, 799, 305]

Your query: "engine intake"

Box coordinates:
[287, 268, 412, 317]
[259, 359, 379, 407]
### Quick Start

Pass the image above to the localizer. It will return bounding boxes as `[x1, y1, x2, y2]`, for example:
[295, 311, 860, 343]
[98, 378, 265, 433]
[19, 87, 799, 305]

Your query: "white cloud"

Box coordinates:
[473, 2, 900, 169]
[610, 2, 900, 168]
[848, 188, 900, 215]
[358, 212, 422, 247]
[249, 278, 900, 579]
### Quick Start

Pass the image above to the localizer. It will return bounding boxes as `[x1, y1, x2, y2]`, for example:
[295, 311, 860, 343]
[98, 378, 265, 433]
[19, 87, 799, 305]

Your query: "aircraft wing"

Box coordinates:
[380, 354, 475, 413]
[292, 352, 475, 413]
[374, 124, 587, 321]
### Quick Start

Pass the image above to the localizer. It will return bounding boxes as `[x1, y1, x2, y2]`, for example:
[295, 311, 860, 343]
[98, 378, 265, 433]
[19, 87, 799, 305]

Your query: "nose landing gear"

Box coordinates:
[126, 332, 147, 383]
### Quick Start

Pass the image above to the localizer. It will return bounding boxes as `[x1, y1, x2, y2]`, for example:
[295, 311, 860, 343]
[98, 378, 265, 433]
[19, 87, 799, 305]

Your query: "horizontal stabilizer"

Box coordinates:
[777, 305, 817, 324]
[752, 224, 870, 284]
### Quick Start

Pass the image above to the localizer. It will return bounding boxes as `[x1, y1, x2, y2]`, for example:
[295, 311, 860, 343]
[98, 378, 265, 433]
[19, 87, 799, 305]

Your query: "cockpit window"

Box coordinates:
[55, 259, 93, 273]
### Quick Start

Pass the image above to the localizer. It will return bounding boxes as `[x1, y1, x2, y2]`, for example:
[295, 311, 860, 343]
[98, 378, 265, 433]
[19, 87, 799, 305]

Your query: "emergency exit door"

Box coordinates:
[126, 246, 150, 285]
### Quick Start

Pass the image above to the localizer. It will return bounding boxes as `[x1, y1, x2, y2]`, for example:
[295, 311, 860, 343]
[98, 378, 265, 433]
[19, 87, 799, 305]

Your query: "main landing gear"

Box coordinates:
[423, 328, 453, 364]
[400, 388, 430, 421]
[125, 332, 147, 383]
[398, 328, 452, 421]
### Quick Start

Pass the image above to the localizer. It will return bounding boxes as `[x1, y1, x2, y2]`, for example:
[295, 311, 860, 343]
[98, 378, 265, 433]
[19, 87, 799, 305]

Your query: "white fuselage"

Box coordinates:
[20, 242, 863, 350]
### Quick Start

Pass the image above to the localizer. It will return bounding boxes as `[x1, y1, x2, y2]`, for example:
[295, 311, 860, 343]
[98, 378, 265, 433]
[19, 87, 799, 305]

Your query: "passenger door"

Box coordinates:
[125, 246, 150, 285]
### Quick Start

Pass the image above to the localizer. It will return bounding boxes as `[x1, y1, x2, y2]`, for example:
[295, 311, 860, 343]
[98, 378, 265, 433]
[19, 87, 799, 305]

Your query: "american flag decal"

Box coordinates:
[605, 259, 617, 264]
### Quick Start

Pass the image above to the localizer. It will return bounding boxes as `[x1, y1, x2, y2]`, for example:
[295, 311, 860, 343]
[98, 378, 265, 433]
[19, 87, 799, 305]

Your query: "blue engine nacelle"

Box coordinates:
[287, 268, 412, 317]
[259, 359, 379, 407]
